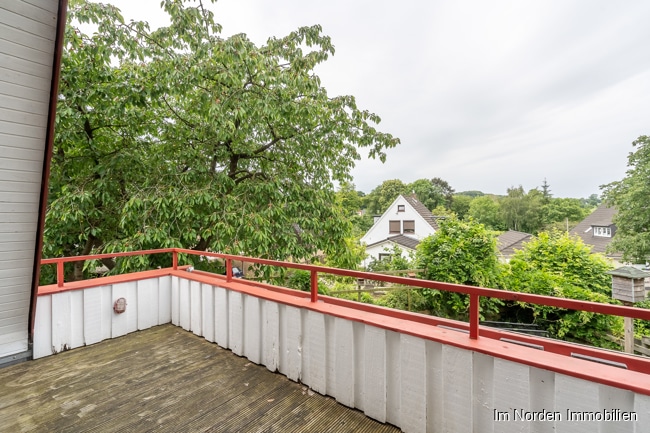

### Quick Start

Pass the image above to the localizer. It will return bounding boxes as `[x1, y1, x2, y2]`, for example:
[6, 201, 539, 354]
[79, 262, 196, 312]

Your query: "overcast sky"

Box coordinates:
[104, 0, 650, 198]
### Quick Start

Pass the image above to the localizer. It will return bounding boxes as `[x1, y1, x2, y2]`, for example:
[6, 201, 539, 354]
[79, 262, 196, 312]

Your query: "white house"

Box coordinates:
[360, 195, 439, 266]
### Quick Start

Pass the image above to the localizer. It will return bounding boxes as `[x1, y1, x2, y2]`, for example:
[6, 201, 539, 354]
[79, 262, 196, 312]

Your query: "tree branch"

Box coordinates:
[161, 95, 196, 128]
[73, 235, 96, 281]
[234, 171, 268, 184]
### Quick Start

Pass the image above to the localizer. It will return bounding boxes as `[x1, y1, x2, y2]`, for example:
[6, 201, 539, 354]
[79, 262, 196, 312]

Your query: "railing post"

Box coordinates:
[469, 293, 479, 339]
[310, 270, 318, 303]
[172, 250, 178, 270]
[226, 258, 233, 282]
[56, 260, 64, 288]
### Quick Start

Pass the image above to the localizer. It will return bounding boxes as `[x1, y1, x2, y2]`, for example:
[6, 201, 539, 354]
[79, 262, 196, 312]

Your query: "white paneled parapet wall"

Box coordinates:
[168, 276, 650, 433]
[35, 270, 650, 432]
[34, 274, 171, 358]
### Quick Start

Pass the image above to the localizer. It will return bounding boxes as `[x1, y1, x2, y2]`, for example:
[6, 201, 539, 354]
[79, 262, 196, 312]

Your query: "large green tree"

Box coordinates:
[45, 0, 398, 279]
[364, 179, 409, 214]
[500, 186, 526, 231]
[335, 181, 363, 218]
[335, 182, 372, 238]
[363, 177, 455, 215]
[500, 186, 544, 233]
[407, 177, 455, 210]
[468, 195, 504, 230]
[602, 135, 650, 262]
[504, 231, 618, 348]
[450, 194, 472, 219]
[46, 1, 159, 279]
[415, 217, 503, 319]
[430, 177, 455, 208]
[407, 179, 443, 211]
[545, 198, 589, 229]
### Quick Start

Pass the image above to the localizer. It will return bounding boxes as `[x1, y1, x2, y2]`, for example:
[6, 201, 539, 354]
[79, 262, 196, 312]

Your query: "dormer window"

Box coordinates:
[397, 205, 405, 212]
[593, 226, 611, 237]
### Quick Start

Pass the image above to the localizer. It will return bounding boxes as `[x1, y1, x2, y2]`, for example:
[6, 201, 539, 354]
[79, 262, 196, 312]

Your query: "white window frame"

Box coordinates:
[592, 226, 611, 237]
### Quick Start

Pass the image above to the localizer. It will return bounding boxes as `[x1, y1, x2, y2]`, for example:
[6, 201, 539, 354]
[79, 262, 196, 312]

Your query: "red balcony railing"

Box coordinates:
[40, 248, 650, 365]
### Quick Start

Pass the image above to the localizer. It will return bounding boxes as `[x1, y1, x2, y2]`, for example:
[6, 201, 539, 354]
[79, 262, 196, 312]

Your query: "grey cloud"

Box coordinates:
[104, 0, 650, 197]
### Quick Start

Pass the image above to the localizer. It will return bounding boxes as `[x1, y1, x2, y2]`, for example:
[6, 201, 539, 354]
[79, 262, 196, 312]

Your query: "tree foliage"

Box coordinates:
[366, 244, 413, 273]
[430, 177, 455, 208]
[409, 177, 455, 210]
[468, 195, 504, 230]
[504, 231, 619, 348]
[500, 186, 545, 233]
[46, 0, 398, 279]
[457, 190, 484, 198]
[335, 181, 363, 218]
[581, 193, 601, 208]
[450, 194, 472, 219]
[408, 179, 442, 211]
[417, 217, 502, 287]
[508, 231, 613, 295]
[363, 177, 455, 215]
[602, 135, 650, 262]
[412, 225, 622, 348]
[363, 179, 409, 215]
[335, 182, 372, 238]
[416, 217, 503, 319]
[545, 198, 589, 227]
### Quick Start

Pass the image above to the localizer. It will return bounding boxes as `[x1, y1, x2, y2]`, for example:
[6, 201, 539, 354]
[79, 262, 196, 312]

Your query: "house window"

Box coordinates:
[378, 253, 391, 261]
[389, 220, 401, 234]
[403, 220, 415, 233]
[397, 205, 405, 212]
[593, 226, 611, 237]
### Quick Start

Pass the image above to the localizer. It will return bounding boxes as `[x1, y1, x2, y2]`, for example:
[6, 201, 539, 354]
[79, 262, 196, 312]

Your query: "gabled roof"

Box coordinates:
[403, 195, 439, 230]
[360, 194, 437, 246]
[578, 204, 617, 227]
[497, 230, 532, 258]
[570, 204, 619, 256]
[366, 234, 421, 251]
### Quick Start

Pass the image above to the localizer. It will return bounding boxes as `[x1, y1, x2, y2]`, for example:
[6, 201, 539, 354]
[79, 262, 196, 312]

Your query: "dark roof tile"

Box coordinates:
[366, 234, 420, 250]
[403, 195, 439, 230]
[569, 204, 619, 256]
[497, 230, 532, 258]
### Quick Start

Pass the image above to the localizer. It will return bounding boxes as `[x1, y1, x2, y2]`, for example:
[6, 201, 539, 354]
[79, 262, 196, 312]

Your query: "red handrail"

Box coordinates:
[172, 248, 650, 323]
[40, 248, 176, 265]
[41, 248, 650, 341]
[41, 248, 176, 287]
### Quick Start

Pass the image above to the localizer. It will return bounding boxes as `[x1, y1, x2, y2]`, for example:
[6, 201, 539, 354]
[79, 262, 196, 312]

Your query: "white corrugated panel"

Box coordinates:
[0, 0, 59, 359]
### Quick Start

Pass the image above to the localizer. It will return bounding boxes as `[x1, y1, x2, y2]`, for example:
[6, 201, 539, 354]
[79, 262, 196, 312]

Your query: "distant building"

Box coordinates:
[569, 204, 621, 261]
[496, 230, 532, 261]
[360, 195, 439, 266]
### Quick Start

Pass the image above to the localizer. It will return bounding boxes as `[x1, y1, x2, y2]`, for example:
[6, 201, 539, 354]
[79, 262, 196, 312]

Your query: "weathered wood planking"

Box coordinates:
[0, 324, 400, 433]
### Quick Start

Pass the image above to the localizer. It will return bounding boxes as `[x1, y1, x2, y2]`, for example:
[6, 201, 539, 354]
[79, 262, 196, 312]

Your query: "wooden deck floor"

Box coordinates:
[0, 324, 401, 432]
